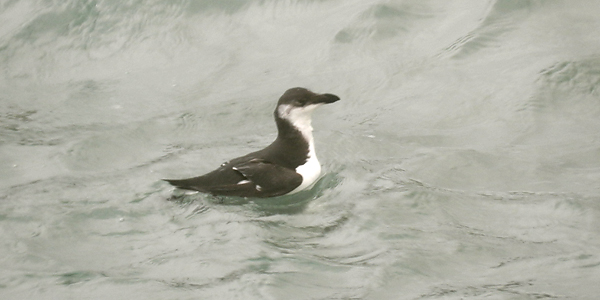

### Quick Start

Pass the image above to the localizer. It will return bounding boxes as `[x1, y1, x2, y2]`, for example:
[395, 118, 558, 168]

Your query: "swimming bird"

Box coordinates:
[164, 87, 340, 198]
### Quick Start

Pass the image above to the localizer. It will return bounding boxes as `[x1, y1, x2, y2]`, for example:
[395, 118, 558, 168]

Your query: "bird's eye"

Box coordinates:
[294, 99, 305, 106]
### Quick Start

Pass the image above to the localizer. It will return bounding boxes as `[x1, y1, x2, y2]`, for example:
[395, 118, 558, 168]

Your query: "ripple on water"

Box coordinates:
[444, 0, 540, 59]
[61, 121, 169, 173]
[254, 209, 388, 298]
[335, 2, 439, 44]
[151, 165, 387, 299]
[534, 57, 600, 116]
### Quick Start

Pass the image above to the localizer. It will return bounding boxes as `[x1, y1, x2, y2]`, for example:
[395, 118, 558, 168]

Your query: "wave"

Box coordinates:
[443, 0, 543, 59]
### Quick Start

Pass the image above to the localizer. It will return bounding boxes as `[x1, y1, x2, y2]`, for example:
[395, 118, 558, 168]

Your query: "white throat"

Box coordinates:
[277, 104, 320, 142]
[277, 104, 322, 194]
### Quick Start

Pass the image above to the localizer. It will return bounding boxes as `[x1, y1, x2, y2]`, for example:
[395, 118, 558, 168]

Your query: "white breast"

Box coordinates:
[288, 145, 321, 194]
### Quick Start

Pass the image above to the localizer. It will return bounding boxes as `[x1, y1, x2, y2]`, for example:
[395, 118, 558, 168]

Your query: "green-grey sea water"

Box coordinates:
[2, 1, 600, 299]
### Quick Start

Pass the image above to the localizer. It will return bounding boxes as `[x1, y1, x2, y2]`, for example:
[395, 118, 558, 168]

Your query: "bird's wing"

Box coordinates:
[227, 158, 303, 197]
[165, 158, 303, 198]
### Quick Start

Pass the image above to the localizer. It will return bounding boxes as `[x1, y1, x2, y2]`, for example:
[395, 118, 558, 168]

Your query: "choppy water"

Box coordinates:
[2, 0, 600, 299]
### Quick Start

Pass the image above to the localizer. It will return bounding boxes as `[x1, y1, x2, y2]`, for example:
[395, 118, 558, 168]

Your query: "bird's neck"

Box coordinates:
[274, 104, 315, 145]
[265, 105, 317, 169]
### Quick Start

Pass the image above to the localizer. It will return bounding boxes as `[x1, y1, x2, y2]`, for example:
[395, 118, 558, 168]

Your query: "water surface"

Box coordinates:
[1, 0, 600, 299]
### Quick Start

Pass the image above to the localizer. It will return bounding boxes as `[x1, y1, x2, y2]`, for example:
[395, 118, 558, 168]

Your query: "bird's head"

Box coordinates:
[275, 87, 340, 126]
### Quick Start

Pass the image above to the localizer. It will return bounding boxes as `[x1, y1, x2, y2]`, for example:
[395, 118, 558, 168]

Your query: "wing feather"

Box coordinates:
[164, 158, 302, 198]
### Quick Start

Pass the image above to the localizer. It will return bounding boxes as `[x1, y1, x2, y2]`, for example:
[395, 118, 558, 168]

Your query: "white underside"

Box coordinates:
[278, 104, 323, 195]
[288, 146, 321, 194]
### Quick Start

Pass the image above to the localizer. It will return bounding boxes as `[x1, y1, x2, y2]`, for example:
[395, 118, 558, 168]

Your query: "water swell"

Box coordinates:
[443, 0, 543, 59]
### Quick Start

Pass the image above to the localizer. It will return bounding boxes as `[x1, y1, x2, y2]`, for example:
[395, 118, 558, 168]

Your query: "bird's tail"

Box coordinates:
[163, 178, 197, 191]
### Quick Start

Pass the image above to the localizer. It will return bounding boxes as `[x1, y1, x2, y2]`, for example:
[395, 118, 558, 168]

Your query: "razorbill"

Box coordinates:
[164, 87, 340, 198]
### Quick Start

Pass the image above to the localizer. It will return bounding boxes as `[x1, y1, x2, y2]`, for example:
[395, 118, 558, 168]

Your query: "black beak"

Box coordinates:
[313, 93, 340, 104]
